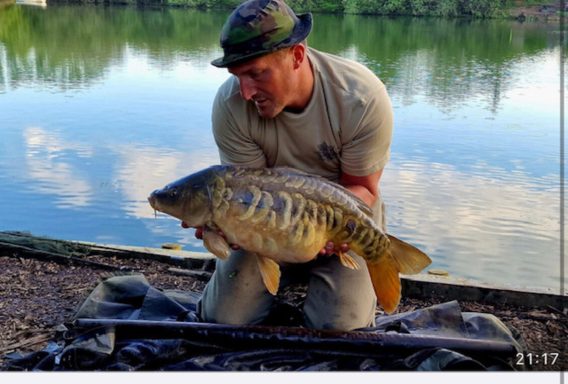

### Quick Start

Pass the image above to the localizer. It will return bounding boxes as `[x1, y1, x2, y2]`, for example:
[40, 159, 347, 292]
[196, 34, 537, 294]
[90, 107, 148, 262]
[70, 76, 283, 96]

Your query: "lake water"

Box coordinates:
[0, 4, 564, 293]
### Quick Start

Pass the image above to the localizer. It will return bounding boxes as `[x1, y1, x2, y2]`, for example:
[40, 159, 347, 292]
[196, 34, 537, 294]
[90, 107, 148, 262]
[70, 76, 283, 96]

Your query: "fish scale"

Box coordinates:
[221, 183, 321, 253]
[218, 171, 376, 258]
[148, 165, 431, 314]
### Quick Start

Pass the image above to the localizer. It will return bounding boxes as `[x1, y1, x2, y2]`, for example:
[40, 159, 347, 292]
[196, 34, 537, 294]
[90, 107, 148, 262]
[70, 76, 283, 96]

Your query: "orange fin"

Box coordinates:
[338, 251, 360, 270]
[202, 227, 230, 259]
[387, 234, 432, 274]
[366, 254, 401, 314]
[256, 255, 281, 295]
[367, 236, 431, 313]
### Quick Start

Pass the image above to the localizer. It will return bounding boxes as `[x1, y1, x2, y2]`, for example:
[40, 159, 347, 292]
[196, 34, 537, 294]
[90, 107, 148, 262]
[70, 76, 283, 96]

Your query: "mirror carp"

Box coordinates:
[148, 165, 431, 314]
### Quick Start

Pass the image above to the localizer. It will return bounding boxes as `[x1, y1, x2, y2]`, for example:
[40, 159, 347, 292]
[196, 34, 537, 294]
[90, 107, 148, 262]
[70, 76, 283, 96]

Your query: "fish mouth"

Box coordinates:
[147, 194, 157, 210]
[147, 193, 161, 218]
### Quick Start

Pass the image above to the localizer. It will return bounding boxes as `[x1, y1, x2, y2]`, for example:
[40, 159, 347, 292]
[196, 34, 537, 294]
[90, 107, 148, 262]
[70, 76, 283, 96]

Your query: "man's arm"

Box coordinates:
[339, 168, 383, 208]
[212, 77, 267, 167]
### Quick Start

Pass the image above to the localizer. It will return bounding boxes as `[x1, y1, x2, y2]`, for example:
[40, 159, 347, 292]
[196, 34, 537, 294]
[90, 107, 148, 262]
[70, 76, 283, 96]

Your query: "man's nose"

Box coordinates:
[238, 77, 256, 101]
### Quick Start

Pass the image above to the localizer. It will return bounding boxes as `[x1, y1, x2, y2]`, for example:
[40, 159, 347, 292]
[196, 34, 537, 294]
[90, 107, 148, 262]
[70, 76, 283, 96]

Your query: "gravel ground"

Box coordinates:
[0, 250, 566, 371]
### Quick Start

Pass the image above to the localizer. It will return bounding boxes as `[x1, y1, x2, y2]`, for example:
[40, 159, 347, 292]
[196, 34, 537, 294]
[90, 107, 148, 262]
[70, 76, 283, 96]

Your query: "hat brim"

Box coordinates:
[211, 12, 313, 68]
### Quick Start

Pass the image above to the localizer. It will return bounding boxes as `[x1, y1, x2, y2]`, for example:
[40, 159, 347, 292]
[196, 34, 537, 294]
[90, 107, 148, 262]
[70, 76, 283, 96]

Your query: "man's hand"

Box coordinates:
[181, 221, 191, 229]
[319, 241, 350, 256]
[181, 222, 240, 250]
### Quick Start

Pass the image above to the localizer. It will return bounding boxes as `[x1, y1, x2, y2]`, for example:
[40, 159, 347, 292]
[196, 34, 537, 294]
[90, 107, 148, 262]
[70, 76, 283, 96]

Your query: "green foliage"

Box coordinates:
[35, 0, 510, 18]
[338, 0, 507, 17]
[460, 0, 505, 18]
[163, 0, 236, 8]
[287, 0, 344, 13]
[436, 0, 460, 17]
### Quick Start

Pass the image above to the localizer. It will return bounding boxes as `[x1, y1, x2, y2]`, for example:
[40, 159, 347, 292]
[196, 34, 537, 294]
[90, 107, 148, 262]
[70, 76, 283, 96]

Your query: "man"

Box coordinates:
[193, 0, 393, 331]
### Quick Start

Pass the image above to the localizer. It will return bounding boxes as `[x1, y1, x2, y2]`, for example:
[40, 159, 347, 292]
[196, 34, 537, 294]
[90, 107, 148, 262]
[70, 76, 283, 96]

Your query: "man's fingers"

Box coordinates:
[181, 224, 241, 251]
[320, 241, 350, 256]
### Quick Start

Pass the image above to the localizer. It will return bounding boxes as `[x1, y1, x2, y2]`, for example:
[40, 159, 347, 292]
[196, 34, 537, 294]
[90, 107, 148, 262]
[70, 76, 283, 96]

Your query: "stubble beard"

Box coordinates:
[255, 99, 284, 119]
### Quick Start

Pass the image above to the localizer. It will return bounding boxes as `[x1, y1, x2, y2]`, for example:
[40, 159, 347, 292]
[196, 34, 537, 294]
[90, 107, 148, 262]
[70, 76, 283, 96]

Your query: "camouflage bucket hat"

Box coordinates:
[211, 0, 312, 68]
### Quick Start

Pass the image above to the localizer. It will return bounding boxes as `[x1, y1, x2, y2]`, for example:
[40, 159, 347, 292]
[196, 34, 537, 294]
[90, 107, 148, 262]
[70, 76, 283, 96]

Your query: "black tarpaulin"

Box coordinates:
[1, 274, 525, 371]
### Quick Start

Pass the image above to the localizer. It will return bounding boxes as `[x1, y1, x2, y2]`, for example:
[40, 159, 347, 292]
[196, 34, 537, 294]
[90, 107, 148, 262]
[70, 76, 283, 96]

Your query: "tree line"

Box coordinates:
[52, 0, 514, 19]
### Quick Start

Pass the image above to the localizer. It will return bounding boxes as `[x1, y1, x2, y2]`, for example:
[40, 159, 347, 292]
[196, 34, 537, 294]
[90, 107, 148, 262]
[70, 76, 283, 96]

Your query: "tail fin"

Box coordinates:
[366, 254, 401, 314]
[367, 235, 431, 314]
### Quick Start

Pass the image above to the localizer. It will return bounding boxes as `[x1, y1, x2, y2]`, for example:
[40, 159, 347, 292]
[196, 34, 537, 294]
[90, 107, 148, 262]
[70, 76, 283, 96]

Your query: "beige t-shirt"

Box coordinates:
[211, 47, 393, 184]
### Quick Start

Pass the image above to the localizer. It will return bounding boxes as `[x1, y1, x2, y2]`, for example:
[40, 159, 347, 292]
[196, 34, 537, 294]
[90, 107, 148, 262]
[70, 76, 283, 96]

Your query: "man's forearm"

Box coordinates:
[340, 169, 383, 208]
[345, 184, 377, 208]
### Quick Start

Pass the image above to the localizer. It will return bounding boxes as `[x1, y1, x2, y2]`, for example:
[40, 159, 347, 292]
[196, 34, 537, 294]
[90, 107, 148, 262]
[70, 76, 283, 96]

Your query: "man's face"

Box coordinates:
[228, 49, 294, 119]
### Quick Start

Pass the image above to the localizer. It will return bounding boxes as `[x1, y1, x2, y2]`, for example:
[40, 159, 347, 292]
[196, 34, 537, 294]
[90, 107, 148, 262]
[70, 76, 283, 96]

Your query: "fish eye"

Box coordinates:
[168, 187, 178, 198]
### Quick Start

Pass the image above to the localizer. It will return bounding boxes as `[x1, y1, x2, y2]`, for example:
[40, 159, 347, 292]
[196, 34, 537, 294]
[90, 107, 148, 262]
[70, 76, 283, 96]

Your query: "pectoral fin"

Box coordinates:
[338, 251, 360, 270]
[256, 255, 281, 295]
[202, 227, 231, 259]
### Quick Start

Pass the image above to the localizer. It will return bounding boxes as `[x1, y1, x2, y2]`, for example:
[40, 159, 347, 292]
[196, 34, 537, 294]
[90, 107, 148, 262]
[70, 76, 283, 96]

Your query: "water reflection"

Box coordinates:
[382, 159, 559, 291]
[18, 119, 221, 218]
[0, 6, 561, 107]
[113, 145, 219, 219]
[14, 124, 561, 293]
[0, 5, 563, 291]
[0, 5, 228, 91]
[310, 15, 561, 112]
[112, 145, 219, 250]
[23, 127, 94, 208]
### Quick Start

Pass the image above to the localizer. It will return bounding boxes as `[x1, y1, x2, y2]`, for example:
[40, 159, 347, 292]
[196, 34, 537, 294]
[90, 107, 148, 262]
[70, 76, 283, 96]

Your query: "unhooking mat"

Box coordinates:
[1, 274, 525, 371]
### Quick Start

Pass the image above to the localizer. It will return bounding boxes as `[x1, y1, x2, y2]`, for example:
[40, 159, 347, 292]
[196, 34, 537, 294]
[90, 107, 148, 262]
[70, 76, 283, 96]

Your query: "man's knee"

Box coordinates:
[303, 300, 376, 331]
[198, 294, 264, 325]
[197, 251, 274, 325]
[303, 255, 377, 331]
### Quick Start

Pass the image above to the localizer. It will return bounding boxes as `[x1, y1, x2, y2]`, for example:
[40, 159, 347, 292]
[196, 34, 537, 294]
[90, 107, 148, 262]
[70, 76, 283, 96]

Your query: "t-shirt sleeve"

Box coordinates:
[340, 83, 393, 176]
[211, 82, 267, 167]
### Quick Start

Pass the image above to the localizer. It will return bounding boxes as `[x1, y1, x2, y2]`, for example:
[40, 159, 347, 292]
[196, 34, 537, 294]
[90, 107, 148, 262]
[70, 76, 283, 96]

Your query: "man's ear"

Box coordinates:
[291, 44, 306, 70]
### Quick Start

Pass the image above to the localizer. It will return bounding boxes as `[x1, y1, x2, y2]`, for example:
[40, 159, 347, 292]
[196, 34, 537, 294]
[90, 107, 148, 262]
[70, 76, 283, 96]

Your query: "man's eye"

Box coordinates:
[250, 70, 263, 79]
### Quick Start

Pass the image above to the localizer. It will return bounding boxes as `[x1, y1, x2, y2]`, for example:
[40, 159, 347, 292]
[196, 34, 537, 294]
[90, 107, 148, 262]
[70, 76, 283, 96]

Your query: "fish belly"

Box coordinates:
[217, 204, 328, 263]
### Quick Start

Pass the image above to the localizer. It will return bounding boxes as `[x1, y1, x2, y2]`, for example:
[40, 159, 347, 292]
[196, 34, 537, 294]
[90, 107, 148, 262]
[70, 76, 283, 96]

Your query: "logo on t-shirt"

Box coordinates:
[317, 142, 339, 162]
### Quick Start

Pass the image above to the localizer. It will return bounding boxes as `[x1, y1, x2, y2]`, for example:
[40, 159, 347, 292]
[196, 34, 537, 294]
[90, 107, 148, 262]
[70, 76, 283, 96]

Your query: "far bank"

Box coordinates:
[22, 0, 565, 22]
